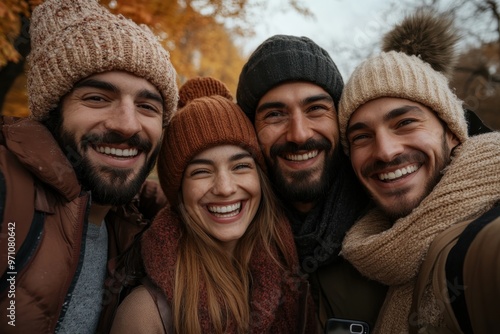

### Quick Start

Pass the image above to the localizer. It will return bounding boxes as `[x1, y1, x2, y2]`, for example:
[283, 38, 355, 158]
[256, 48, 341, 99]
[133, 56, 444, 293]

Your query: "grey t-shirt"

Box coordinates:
[57, 221, 108, 334]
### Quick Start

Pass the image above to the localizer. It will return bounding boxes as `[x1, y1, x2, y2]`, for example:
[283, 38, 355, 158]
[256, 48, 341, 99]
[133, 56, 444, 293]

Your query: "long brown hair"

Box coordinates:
[173, 165, 294, 333]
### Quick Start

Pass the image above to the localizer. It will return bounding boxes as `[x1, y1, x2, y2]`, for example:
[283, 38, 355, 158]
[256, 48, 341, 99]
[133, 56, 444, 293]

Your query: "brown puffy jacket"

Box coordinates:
[0, 117, 164, 333]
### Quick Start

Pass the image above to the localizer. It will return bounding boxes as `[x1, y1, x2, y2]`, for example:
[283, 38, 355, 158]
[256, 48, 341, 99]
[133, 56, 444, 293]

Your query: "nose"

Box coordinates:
[211, 172, 237, 197]
[373, 131, 404, 162]
[103, 100, 142, 137]
[286, 111, 313, 144]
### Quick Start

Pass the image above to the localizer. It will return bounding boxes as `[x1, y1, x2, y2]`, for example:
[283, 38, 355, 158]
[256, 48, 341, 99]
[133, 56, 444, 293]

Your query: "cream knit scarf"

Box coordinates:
[342, 133, 500, 334]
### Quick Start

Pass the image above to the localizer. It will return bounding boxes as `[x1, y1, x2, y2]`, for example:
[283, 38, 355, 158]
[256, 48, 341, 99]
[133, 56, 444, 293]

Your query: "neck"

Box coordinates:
[292, 201, 316, 214]
[89, 204, 111, 226]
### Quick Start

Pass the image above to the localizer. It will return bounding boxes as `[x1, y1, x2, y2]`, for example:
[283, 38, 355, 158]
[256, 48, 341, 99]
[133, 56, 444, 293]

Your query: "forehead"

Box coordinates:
[192, 144, 250, 161]
[259, 81, 330, 103]
[76, 70, 159, 94]
[350, 97, 436, 124]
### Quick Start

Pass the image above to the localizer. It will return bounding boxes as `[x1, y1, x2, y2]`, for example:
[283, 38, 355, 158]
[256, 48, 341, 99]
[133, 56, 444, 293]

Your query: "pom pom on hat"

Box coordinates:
[157, 77, 265, 207]
[178, 76, 233, 108]
[339, 9, 468, 154]
[381, 8, 460, 79]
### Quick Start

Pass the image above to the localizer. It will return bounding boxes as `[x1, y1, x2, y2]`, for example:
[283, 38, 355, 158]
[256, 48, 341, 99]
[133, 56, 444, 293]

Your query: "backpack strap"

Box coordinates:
[444, 205, 500, 334]
[410, 205, 500, 334]
[141, 277, 173, 334]
[409, 220, 468, 334]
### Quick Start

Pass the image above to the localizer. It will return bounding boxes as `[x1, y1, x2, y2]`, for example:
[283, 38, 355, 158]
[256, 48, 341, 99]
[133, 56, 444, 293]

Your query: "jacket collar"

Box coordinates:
[2, 117, 81, 202]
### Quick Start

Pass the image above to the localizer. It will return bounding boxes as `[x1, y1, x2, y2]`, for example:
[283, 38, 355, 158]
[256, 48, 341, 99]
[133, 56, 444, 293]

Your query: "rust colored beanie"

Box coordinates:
[27, 0, 178, 123]
[157, 77, 265, 207]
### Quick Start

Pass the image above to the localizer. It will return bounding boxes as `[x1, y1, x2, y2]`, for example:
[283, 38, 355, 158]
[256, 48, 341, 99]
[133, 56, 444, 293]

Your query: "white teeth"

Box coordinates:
[286, 150, 318, 161]
[378, 164, 418, 181]
[97, 146, 138, 157]
[208, 202, 241, 216]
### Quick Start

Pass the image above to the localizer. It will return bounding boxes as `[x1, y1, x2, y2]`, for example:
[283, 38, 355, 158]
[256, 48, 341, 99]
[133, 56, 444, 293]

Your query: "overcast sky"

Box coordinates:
[239, 0, 410, 78]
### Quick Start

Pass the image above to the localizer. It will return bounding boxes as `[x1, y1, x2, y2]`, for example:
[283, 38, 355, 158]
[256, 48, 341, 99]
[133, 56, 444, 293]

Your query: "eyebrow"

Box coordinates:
[73, 79, 163, 105]
[256, 93, 333, 114]
[256, 101, 285, 114]
[303, 94, 333, 105]
[74, 78, 118, 93]
[138, 89, 164, 105]
[347, 105, 423, 134]
[187, 152, 253, 166]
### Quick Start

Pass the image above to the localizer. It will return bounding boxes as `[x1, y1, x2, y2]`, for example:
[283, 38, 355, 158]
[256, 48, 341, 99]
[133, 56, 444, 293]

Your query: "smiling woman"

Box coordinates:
[110, 77, 317, 334]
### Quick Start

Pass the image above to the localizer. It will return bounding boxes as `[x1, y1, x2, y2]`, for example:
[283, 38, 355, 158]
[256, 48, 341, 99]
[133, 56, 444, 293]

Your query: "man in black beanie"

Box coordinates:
[236, 34, 387, 331]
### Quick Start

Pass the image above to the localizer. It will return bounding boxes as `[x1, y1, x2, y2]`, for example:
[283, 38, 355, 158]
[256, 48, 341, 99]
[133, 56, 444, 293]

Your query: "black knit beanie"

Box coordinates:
[236, 34, 343, 122]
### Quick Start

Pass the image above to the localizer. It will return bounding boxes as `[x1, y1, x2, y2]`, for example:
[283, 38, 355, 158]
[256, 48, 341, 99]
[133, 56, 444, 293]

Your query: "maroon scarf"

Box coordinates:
[142, 206, 316, 333]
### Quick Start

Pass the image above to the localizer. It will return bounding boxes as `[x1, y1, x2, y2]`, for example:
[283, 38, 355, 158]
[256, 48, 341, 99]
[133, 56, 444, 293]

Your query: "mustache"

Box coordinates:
[361, 152, 426, 177]
[80, 132, 153, 153]
[270, 138, 332, 158]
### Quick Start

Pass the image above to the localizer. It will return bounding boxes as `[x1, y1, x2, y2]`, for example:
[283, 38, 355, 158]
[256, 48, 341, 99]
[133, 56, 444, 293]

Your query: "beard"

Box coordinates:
[363, 133, 453, 221]
[58, 130, 160, 206]
[266, 138, 342, 203]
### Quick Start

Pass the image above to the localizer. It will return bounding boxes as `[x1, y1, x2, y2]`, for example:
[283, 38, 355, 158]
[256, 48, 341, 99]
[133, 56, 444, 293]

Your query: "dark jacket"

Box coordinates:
[0, 117, 164, 333]
[310, 257, 387, 331]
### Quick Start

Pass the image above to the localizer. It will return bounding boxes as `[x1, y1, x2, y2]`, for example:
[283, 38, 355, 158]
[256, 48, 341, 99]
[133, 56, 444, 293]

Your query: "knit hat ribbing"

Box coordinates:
[27, 0, 178, 123]
[338, 11, 468, 155]
[236, 35, 343, 121]
[157, 77, 265, 206]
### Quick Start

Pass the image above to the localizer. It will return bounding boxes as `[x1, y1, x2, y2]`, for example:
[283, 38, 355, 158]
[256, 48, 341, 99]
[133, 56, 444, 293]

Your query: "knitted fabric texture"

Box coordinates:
[341, 132, 500, 333]
[338, 51, 468, 154]
[27, 0, 178, 123]
[142, 206, 315, 333]
[157, 77, 265, 206]
[236, 34, 343, 121]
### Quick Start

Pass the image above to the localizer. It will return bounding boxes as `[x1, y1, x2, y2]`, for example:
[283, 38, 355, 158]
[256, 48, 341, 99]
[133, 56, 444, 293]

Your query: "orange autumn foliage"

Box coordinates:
[2, 0, 271, 117]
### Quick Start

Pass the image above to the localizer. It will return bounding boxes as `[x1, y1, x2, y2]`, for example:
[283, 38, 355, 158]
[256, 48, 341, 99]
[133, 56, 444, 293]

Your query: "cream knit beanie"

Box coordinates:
[339, 10, 468, 154]
[27, 0, 178, 123]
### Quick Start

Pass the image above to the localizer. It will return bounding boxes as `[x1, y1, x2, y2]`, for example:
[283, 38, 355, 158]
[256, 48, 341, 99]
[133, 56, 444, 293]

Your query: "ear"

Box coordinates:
[445, 128, 460, 150]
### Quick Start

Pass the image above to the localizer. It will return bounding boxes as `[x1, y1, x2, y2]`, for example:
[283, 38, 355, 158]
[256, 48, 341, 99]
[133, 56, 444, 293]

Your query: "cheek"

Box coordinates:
[318, 118, 339, 142]
[142, 120, 164, 143]
[181, 181, 205, 210]
[256, 124, 281, 150]
[349, 150, 366, 178]
[245, 174, 262, 201]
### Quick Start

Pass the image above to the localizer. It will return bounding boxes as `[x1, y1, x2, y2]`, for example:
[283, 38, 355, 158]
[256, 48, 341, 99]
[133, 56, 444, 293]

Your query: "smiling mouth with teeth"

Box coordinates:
[284, 150, 319, 161]
[207, 202, 242, 218]
[96, 146, 139, 157]
[378, 164, 419, 181]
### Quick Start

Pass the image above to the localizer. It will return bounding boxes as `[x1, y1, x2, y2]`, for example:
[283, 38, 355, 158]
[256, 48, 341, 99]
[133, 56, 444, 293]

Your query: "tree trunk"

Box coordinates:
[0, 15, 31, 113]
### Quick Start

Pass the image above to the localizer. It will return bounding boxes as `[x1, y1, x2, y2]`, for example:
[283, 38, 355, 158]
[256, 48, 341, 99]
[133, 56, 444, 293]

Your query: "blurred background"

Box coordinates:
[1, 0, 499, 130]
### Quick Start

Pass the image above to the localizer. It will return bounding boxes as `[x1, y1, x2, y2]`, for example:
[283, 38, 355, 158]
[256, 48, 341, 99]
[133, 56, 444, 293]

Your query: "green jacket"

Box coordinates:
[310, 257, 387, 332]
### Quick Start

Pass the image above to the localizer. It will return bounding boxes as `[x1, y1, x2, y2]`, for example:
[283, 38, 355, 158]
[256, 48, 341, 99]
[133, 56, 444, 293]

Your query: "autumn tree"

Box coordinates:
[0, 0, 40, 116]
[1, 0, 309, 117]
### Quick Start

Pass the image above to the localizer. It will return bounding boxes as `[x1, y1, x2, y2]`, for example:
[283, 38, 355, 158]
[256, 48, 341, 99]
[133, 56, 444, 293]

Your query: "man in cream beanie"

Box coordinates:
[338, 9, 500, 333]
[0, 0, 178, 333]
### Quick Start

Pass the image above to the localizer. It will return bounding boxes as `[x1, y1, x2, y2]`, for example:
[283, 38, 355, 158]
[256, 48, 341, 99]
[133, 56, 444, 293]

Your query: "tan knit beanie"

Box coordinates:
[339, 10, 468, 154]
[27, 0, 178, 123]
[157, 77, 265, 207]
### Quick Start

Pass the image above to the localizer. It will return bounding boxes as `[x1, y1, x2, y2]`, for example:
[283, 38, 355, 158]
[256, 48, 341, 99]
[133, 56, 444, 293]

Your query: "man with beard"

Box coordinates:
[236, 35, 387, 331]
[338, 10, 500, 333]
[0, 1, 177, 333]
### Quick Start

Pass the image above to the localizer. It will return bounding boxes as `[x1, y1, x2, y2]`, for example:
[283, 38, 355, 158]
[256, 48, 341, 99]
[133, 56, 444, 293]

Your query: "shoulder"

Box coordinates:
[459, 207, 500, 331]
[463, 207, 500, 268]
[111, 285, 165, 334]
